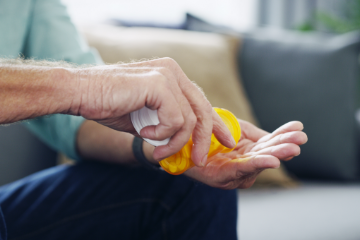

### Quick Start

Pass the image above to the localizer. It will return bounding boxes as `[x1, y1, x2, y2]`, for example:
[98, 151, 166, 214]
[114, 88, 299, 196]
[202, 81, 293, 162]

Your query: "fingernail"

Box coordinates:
[200, 155, 208, 166]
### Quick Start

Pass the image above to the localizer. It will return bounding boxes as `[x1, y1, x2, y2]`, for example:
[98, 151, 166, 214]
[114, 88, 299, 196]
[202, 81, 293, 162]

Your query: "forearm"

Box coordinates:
[77, 120, 156, 165]
[0, 61, 78, 123]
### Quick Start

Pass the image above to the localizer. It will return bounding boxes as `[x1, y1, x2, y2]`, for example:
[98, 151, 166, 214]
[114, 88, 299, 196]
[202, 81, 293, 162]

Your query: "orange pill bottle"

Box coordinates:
[159, 108, 241, 175]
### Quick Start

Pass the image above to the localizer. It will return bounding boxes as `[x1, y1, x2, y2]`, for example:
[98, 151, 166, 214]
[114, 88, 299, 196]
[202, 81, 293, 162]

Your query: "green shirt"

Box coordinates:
[0, 0, 103, 160]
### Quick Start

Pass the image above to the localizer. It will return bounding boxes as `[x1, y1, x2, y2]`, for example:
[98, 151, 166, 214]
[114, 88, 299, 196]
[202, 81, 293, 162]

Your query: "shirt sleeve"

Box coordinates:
[21, 0, 104, 161]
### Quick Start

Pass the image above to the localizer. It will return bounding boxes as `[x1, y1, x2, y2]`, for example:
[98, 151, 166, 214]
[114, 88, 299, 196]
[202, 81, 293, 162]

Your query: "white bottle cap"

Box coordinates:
[130, 106, 170, 147]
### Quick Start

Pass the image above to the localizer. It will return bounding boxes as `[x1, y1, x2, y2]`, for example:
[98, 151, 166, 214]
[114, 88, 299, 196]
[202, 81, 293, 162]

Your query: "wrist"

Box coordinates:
[68, 67, 111, 121]
[66, 68, 88, 116]
[133, 137, 161, 171]
[55, 67, 82, 115]
[142, 141, 157, 165]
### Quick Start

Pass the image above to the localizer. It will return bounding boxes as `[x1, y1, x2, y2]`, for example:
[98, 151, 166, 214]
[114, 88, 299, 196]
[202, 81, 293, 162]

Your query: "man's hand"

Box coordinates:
[183, 120, 307, 189]
[0, 58, 234, 166]
[73, 58, 235, 166]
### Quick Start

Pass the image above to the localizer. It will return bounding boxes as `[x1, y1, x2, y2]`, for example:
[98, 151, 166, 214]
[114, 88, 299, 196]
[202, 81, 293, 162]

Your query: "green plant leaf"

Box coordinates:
[317, 12, 357, 33]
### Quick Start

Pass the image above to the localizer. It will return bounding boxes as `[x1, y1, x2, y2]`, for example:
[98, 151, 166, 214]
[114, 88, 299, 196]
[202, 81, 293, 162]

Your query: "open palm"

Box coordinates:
[184, 120, 307, 189]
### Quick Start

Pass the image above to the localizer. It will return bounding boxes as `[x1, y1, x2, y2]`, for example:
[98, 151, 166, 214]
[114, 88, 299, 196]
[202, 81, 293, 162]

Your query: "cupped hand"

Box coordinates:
[73, 58, 234, 166]
[184, 120, 308, 189]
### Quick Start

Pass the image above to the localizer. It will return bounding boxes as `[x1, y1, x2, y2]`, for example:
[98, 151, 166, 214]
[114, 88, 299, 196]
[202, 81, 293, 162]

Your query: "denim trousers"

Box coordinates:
[0, 162, 237, 240]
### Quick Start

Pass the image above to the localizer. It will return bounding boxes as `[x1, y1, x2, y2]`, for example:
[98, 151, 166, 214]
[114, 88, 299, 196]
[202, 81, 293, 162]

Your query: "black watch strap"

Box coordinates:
[132, 137, 161, 171]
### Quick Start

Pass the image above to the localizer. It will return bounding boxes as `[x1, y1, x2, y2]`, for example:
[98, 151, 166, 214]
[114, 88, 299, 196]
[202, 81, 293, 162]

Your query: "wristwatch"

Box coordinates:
[132, 137, 162, 171]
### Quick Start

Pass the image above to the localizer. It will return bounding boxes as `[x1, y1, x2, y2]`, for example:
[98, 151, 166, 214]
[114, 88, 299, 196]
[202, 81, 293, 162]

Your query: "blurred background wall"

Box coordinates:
[62, 0, 354, 33]
[61, 0, 258, 31]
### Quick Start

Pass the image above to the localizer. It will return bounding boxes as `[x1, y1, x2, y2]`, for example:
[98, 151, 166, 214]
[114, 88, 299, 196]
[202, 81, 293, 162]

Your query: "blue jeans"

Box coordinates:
[0, 162, 237, 240]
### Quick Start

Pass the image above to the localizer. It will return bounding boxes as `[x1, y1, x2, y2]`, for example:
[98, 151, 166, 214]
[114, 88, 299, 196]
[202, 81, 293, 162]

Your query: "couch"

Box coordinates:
[0, 24, 359, 239]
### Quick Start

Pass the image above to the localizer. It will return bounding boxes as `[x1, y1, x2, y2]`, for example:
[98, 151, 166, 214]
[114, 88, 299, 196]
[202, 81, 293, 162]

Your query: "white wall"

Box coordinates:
[61, 0, 258, 31]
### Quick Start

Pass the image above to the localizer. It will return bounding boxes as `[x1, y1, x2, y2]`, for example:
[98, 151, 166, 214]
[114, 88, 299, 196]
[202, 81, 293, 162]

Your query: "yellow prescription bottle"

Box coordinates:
[159, 108, 241, 175]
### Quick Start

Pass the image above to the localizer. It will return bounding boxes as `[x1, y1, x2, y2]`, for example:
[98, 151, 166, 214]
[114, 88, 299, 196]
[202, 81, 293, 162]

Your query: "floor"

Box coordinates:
[237, 183, 360, 240]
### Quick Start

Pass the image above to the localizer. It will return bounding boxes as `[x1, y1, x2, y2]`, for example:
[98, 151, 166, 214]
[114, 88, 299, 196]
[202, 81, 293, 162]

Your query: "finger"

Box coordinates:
[251, 131, 308, 152]
[231, 155, 282, 189]
[234, 155, 281, 172]
[238, 119, 268, 142]
[139, 74, 184, 141]
[215, 155, 280, 183]
[233, 137, 256, 152]
[212, 109, 237, 148]
[245, 143, 301, 160]
[173, 79, 214, 166]
[151, 68, 198, 162]
[139, 101, 184, 141]
[153, 122, 194, 161]
[153, 90, 197, 161]
[190, 104, 213, 166]
[258, 121, 304, 143]
[194, 154, 279, 189]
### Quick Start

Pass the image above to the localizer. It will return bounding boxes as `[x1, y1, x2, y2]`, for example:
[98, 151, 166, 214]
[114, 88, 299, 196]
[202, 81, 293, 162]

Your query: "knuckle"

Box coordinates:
[219, 181, 237, 190]
[156, 66, 169, 74]
[239, 182, 253, 189]
[150, 73, 168, 88]
[161, 58, 183, 73]
[236, 170, 244, 179]
[171, 116, 185, 129]
[151, 70, 166, 81]
[188, 113, 197, 128]
[236, 177, 254, 189]
[150, 70, 176, 90]
[163, 142, 180, 156]
[162, 57, 177, 65]
[157, 67, 175, 80]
